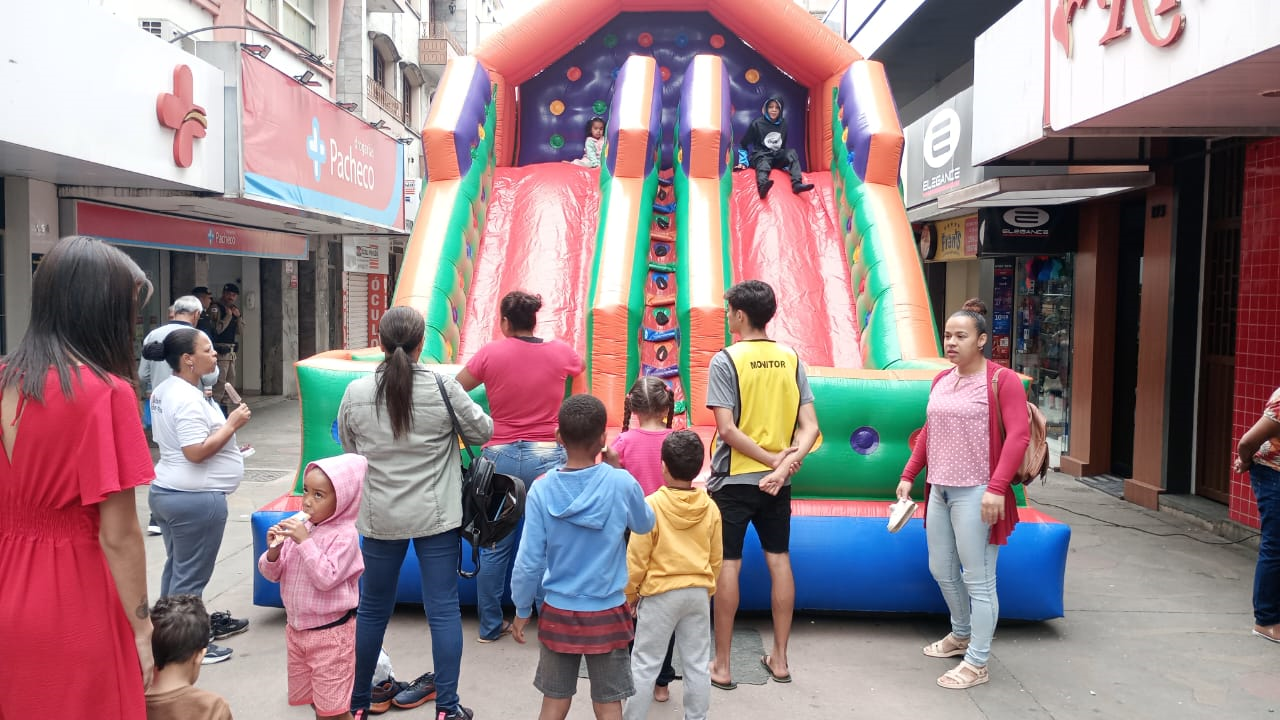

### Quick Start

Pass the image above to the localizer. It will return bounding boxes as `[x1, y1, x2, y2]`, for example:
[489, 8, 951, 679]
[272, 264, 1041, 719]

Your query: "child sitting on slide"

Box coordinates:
[571, 117, 606, 168]
[736, 96, 814, 199]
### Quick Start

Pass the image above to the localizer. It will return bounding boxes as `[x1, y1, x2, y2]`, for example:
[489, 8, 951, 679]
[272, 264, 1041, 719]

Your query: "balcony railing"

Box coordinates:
[367, 77, 406, 124]
[419, 21, 464, 65]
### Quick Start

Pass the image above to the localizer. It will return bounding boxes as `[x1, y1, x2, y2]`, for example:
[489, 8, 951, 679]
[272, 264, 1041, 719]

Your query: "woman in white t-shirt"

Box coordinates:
[144, 327, 251, 664]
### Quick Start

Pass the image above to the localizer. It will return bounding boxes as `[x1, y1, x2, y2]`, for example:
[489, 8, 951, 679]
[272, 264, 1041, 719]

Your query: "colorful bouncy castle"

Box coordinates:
[252, 0, 1070, 620]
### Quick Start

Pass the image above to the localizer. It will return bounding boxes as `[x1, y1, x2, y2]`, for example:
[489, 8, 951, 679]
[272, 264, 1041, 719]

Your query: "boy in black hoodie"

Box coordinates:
[738, 96, 814, 199]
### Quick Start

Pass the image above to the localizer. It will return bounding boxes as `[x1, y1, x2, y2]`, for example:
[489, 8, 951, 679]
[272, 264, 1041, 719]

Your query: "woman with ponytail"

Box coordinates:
[338, 306, 493, 719]
[455, 290, 585, 644]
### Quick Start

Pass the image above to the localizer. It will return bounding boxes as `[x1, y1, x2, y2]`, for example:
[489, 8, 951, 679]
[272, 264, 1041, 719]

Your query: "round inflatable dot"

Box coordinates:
[675, 33, 688, 47]
[710, 34, 725, 48]
[908, 428, 923, 450]
[611, 66, 620, 79]
[549, 133, 564, 149]
[638, 32, 654, 48]
[653, 273, 669, 290]
[603, 33, 618, 48]
[660, 66, 671, 82]
[841, 127, 848, 144]
[330, 419, 341, 444]
[654, 309, 670, 326]
[859, 275, 867, 294]
[676, 146, 683, 164]
[593, 100, 608, 115]
[465, 241, 473, 259]
[655, 344, 670, 362]
[566, 66, 582, 82]
[744, 69, 760, 84]
[850, 426, 880, 455]
[846, 217, 853, 232]
[549, 100, 565, 116]
[864, 310, 872, 327]
[654, 243, 670, 258]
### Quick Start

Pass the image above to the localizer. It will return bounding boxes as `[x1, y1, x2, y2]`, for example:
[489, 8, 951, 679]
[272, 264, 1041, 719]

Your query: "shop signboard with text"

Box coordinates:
[978, 206, 1077, 257]
[903, 87, 978, 209]
[342, 237, 391, 274]
[76, 202, 307, 260]
[1048, 0, 1279, 130]
[918, 214, 980, 262]
[241, 54, 405, 230]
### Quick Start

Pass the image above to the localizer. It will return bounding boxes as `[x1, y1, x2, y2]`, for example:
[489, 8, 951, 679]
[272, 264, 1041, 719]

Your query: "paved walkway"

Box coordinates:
[139, 396, 1280, 719]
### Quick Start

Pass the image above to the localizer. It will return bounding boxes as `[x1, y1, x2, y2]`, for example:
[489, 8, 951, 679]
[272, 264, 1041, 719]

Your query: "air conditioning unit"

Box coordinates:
[139, 18, 197, 54]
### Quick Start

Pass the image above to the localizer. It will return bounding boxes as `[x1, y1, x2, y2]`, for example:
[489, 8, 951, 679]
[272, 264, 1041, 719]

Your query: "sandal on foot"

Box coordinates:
[937, 661, 989, 689]
[1254, 624, 1280, 643]
[759, 655, 792, 683]
[923, 633, 970, 658]
[653, 684, 670, 702]
[477, 621, 513, 643]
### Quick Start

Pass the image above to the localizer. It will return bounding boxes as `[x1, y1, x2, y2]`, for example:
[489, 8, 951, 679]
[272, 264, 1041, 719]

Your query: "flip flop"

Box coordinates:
[1254, 628, 1280, 644]
[477, 621, 513, 643]
[760, 655, 792, 683]
[710, 678, 737, 691]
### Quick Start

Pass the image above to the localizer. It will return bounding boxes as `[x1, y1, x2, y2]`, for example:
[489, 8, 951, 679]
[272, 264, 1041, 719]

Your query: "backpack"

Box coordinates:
[993, 369, 1050, 485]
[434, 374, 527, 578]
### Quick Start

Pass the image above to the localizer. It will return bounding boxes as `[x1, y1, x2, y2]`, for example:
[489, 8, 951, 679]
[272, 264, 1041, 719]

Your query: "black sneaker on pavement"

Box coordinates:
[392, 672, 438, 709]
[210, 611, 249, 640]
[436, 706, 474, 720]
[370, 677, 409, 714]
[201, 643, 233, 665]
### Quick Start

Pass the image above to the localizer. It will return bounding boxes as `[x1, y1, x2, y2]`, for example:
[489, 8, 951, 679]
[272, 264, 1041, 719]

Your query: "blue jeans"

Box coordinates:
[351, 532, 465, 712]
[148, 486, 228, 599]
[926, 484, 1000, 667]
[1252, 465, 1280, 626]
[476, 441, 565, 640]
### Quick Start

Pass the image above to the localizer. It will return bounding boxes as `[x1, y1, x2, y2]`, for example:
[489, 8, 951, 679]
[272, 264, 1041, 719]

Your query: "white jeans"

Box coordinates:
[624, 587, 711, 720]
[927, 484, 1000, 667]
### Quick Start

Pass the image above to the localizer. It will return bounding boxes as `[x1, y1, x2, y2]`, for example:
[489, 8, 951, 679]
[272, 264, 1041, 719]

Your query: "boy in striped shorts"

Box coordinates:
[511, 395, 656, 719]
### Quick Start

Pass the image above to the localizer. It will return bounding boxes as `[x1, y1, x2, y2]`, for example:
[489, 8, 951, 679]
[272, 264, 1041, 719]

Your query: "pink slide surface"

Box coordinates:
[729, 169, 861, 368]
[459, 163, 602, 363]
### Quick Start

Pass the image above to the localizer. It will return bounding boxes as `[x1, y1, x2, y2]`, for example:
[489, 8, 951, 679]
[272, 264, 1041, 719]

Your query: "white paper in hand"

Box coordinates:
[224, 383, 242, 405]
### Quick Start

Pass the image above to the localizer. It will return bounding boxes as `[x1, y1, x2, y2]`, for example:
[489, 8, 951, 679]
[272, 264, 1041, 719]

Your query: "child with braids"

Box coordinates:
[603, 376, 681, 702]
[604, 377, 676, 496]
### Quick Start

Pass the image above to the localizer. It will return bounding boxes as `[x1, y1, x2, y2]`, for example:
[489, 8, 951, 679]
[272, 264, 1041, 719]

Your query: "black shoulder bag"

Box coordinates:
[434, 373, 498, 579]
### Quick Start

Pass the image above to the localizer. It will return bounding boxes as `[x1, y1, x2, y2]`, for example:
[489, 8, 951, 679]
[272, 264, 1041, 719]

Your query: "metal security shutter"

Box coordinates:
[344, 272, 369, 350]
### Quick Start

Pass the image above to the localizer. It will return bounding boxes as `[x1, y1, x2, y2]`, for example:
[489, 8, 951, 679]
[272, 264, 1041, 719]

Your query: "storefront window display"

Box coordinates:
[1014, 255, 1073, 462]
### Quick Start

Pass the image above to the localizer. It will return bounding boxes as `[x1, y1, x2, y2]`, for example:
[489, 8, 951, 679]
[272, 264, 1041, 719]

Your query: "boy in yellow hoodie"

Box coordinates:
[623, 430, 723, 720]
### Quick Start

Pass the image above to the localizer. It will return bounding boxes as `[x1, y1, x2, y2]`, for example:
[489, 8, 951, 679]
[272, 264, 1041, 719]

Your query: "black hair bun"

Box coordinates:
[142, 342, 166, 361]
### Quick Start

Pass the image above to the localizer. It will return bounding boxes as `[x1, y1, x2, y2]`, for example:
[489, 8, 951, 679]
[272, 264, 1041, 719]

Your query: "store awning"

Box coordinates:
[933, 171, 1154, 210]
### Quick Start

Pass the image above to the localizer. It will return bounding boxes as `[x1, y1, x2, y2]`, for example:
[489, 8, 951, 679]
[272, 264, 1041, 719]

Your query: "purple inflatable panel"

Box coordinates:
[517, 12, 807, 170]
[604, 54, 664, 178]
[450, 65, 494, 180]
[677, 55, 733, 178]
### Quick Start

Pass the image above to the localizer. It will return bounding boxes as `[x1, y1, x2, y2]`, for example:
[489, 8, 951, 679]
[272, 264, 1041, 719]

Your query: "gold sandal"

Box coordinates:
[922, 633, 970, 658]
[937, 660, 989, 689]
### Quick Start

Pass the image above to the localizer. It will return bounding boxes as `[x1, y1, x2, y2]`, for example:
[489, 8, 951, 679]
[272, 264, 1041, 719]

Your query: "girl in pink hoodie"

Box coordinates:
[259, 454, 366, 720]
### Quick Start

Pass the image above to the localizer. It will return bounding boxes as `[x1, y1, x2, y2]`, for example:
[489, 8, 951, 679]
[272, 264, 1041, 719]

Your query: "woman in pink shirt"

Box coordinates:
[897, 310, 1030, 690]
[455, 291, 585, 643]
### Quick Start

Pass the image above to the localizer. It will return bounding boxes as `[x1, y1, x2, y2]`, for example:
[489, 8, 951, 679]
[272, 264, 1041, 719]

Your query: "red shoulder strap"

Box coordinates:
[991, 365, 1006, 442]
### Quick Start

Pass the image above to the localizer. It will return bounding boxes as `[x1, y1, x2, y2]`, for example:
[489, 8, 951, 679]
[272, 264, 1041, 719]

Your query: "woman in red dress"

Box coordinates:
[0, 236, 157, 718]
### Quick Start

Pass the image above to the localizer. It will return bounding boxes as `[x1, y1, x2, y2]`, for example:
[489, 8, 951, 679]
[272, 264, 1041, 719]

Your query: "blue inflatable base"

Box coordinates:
[251, 508, 1069, 621]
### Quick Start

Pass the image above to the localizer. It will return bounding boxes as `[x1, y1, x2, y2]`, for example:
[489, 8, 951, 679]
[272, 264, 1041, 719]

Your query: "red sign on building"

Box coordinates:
[1052, 0, 1187, 58]
[367, 274, 388, 348]
[240, 53, 405, 230]
[76, 202, 308, 259]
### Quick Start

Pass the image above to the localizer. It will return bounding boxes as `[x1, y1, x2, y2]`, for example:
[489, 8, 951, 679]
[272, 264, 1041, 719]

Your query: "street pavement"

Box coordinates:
[138, 395, 1280, 719]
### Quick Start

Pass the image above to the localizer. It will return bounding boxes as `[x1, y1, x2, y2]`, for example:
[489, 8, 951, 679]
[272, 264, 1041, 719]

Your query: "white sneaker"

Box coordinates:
[887, 499, 918, 533]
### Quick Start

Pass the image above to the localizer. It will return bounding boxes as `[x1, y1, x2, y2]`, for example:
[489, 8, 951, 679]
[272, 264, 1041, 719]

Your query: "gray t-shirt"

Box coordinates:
[705, 346, 814, 491]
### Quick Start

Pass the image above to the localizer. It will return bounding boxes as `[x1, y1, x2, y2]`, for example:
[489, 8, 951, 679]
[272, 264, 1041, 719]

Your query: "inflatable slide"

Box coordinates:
[252, 0, 1070, 620]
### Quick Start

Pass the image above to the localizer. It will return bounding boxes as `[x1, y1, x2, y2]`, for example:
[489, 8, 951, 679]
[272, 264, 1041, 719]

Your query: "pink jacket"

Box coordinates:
[258, 454, 366, 629]
[900, 362, 1031, 545]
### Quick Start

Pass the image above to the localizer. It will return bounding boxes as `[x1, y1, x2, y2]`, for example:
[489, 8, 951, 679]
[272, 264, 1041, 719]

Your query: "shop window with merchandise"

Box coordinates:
[1013, 255, 1073, 464]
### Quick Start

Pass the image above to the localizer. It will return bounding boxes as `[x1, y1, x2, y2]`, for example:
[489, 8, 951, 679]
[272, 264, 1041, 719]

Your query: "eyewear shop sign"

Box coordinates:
[240, 54, 405, 230]
[904, 87, 979, 209]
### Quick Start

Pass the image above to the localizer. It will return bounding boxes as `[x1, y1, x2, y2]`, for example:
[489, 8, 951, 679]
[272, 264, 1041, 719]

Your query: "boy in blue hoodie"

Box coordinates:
[738, 95, 814, 199]
[511, 394, 656, 720]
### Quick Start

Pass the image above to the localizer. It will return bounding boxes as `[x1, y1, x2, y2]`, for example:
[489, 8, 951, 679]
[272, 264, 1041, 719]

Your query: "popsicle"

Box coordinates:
[269, 511, 310, 547]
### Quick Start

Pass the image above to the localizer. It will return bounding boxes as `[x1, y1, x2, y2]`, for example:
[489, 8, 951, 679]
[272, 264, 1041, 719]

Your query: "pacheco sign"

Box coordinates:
[241, 54, 405, 230]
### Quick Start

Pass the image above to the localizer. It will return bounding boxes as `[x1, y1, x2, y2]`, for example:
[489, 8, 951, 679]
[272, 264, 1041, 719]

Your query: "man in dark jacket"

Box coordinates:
[738, 96, 814, 199]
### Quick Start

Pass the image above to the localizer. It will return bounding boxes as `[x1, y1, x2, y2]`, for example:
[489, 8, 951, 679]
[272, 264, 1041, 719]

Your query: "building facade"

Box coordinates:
[828, 0, 1280, 528]
[0, 0, 478, 396]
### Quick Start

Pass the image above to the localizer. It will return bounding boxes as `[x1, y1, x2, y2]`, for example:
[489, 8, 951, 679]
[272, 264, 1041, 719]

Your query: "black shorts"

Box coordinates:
[710, 484, 791, 559]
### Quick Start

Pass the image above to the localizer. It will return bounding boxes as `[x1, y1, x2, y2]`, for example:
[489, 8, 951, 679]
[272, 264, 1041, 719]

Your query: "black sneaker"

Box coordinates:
[201, 643, 233, 665]
[791, 181, 814, 194]
[757, 178, 774, 199]
[392, 672, 437, 709]
[209, 611, 249, 640]
[370, 677, 409, 714]
[436, 706, 474, 720]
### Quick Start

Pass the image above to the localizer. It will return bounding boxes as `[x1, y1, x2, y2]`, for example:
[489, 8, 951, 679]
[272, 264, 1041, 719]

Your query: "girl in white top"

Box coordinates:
[144, 328, 252, 663]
